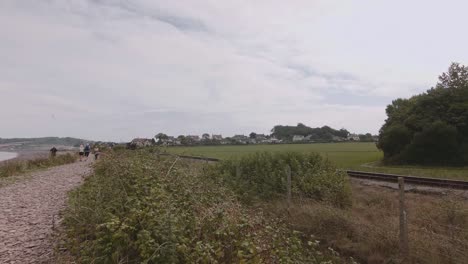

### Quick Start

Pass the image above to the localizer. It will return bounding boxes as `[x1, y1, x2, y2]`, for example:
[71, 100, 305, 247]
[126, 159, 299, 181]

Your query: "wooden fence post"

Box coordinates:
[398, 177, 409, 259]
[285, 165, 291, 208]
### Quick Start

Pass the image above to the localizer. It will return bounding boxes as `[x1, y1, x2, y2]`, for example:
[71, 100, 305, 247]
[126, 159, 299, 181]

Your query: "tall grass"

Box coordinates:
[0, 153, 76, 178]
[266, 183, 468, 263]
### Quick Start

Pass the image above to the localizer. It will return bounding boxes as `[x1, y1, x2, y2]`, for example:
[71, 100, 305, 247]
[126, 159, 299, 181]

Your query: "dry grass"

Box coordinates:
[264, 183, 468, 264]
[0, 153, 77, 178]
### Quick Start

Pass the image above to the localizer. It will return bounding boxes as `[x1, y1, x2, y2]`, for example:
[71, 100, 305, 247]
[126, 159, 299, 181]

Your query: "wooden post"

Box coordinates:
[398, 177, 409, 259]
[285, 165, 291, 208]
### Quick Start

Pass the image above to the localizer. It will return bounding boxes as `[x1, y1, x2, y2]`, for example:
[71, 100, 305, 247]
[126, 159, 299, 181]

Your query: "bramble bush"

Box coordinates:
[62, 150, 338, 263]
[211, 152, 352, 208]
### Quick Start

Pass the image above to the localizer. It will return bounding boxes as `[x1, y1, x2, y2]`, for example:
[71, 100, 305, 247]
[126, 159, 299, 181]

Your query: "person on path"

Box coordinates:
[79, 144, 85, 161]
[49, 146, 58, 158]
[84, 144, 91, 160]
[94, 146, 100, 160]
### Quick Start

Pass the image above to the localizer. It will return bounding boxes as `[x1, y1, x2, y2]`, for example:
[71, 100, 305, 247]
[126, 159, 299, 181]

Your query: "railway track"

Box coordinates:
[347, 170, 468, 190]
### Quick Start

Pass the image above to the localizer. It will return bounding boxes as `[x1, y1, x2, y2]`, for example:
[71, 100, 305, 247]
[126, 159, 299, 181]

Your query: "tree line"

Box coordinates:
[152, 124, 374, 146]
[271, 123, 351, 141]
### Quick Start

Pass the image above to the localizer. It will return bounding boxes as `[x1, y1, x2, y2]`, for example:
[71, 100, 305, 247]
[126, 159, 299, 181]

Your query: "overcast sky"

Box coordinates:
[1, 0, 467, 141]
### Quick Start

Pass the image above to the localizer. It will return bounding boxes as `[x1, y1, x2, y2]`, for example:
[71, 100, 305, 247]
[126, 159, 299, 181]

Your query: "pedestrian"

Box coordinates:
[79, 144, 85, 161]
[50, 146, 58, 158]
[84, 144, 91, 161]
[94, 146, 100, 160]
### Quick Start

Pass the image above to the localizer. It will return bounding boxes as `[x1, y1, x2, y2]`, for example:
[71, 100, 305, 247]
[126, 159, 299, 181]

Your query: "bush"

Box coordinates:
[62, 150, 336, 263]
[211, 152, 352, 208]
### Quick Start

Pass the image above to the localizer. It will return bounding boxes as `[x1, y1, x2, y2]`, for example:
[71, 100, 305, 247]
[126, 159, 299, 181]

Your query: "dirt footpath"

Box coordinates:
[0, 160, 92, 263]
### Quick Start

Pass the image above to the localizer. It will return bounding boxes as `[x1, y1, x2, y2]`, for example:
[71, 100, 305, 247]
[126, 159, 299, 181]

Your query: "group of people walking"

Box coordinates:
[49, 143, 101, 161]
[79, 143, 100, 161]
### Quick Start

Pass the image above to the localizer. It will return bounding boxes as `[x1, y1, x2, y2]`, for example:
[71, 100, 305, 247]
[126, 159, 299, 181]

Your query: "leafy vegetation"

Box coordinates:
[378, 62, 468, 165]
[61, 148, 468, 263]
[62, 150, 341, 263]
[211, 152, 351, 208]
[0, 153, 76, 178]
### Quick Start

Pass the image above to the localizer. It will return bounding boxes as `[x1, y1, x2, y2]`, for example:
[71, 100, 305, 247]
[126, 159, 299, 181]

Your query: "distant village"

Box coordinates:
[129, 124, 378, 148]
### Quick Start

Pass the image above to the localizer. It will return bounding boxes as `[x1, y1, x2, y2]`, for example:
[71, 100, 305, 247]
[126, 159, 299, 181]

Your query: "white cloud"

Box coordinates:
[1, 0, 467, 141]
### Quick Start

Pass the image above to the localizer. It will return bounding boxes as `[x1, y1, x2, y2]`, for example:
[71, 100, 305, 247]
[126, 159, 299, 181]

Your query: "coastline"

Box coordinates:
[0, 150, 48, 165]
[0, 152, 18, 162]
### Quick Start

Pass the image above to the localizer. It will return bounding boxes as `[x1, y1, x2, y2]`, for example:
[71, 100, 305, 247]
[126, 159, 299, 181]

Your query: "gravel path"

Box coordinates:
[0, 160, 92, 263]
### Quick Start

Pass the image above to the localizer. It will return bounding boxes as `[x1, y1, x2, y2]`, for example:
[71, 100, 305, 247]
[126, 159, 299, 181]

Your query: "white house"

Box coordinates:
[130, 138, 154, 147]
[186, 135, 201, 142]
[292, 135, 305, 142]
[347, 134, 360, 141]
[212, 134, 223, 141]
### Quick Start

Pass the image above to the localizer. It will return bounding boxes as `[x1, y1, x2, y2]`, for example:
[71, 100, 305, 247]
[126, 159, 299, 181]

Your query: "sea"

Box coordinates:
[0, 152, 17, 162]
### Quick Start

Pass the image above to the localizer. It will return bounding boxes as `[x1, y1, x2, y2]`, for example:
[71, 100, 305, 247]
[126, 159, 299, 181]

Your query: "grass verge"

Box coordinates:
[264, 183, 468, 263]
[0, 153, 77, 178]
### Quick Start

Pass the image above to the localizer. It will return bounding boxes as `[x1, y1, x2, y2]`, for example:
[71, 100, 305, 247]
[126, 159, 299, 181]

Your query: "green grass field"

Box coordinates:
[167, 142, 468, 180]
[167, 142, 380, 168]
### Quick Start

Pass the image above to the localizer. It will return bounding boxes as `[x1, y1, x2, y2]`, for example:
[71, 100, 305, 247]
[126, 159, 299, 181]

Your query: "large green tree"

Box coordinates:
[377, 63, 468, 165]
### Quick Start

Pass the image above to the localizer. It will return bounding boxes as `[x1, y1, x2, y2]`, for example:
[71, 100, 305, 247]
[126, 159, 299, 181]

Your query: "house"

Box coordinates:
[292, 135, 305, 142]
[212, 134, 223, 141]
[220, 139, 230, 145]
[264, 137, 281, 144]
[130, 138, 155, 148]
[186, 135, 201, 142]
[347, 134, 360, 141]
[161, 136, 181, 146]
[332, 135, 346, 142]
[232, 135, 249, 144]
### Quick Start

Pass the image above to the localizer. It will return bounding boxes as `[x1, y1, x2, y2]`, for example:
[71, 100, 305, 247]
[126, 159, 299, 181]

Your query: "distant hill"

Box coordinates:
[0, 137, 90, 147]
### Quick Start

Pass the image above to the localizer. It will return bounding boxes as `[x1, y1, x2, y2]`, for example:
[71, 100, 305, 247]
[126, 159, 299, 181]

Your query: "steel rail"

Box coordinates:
[347, 170, 468, 190]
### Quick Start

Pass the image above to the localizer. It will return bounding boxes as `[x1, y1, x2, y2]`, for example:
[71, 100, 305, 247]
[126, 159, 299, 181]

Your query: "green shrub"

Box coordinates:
[211, 152, 352, 208]
[62, 150, 336, 263]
